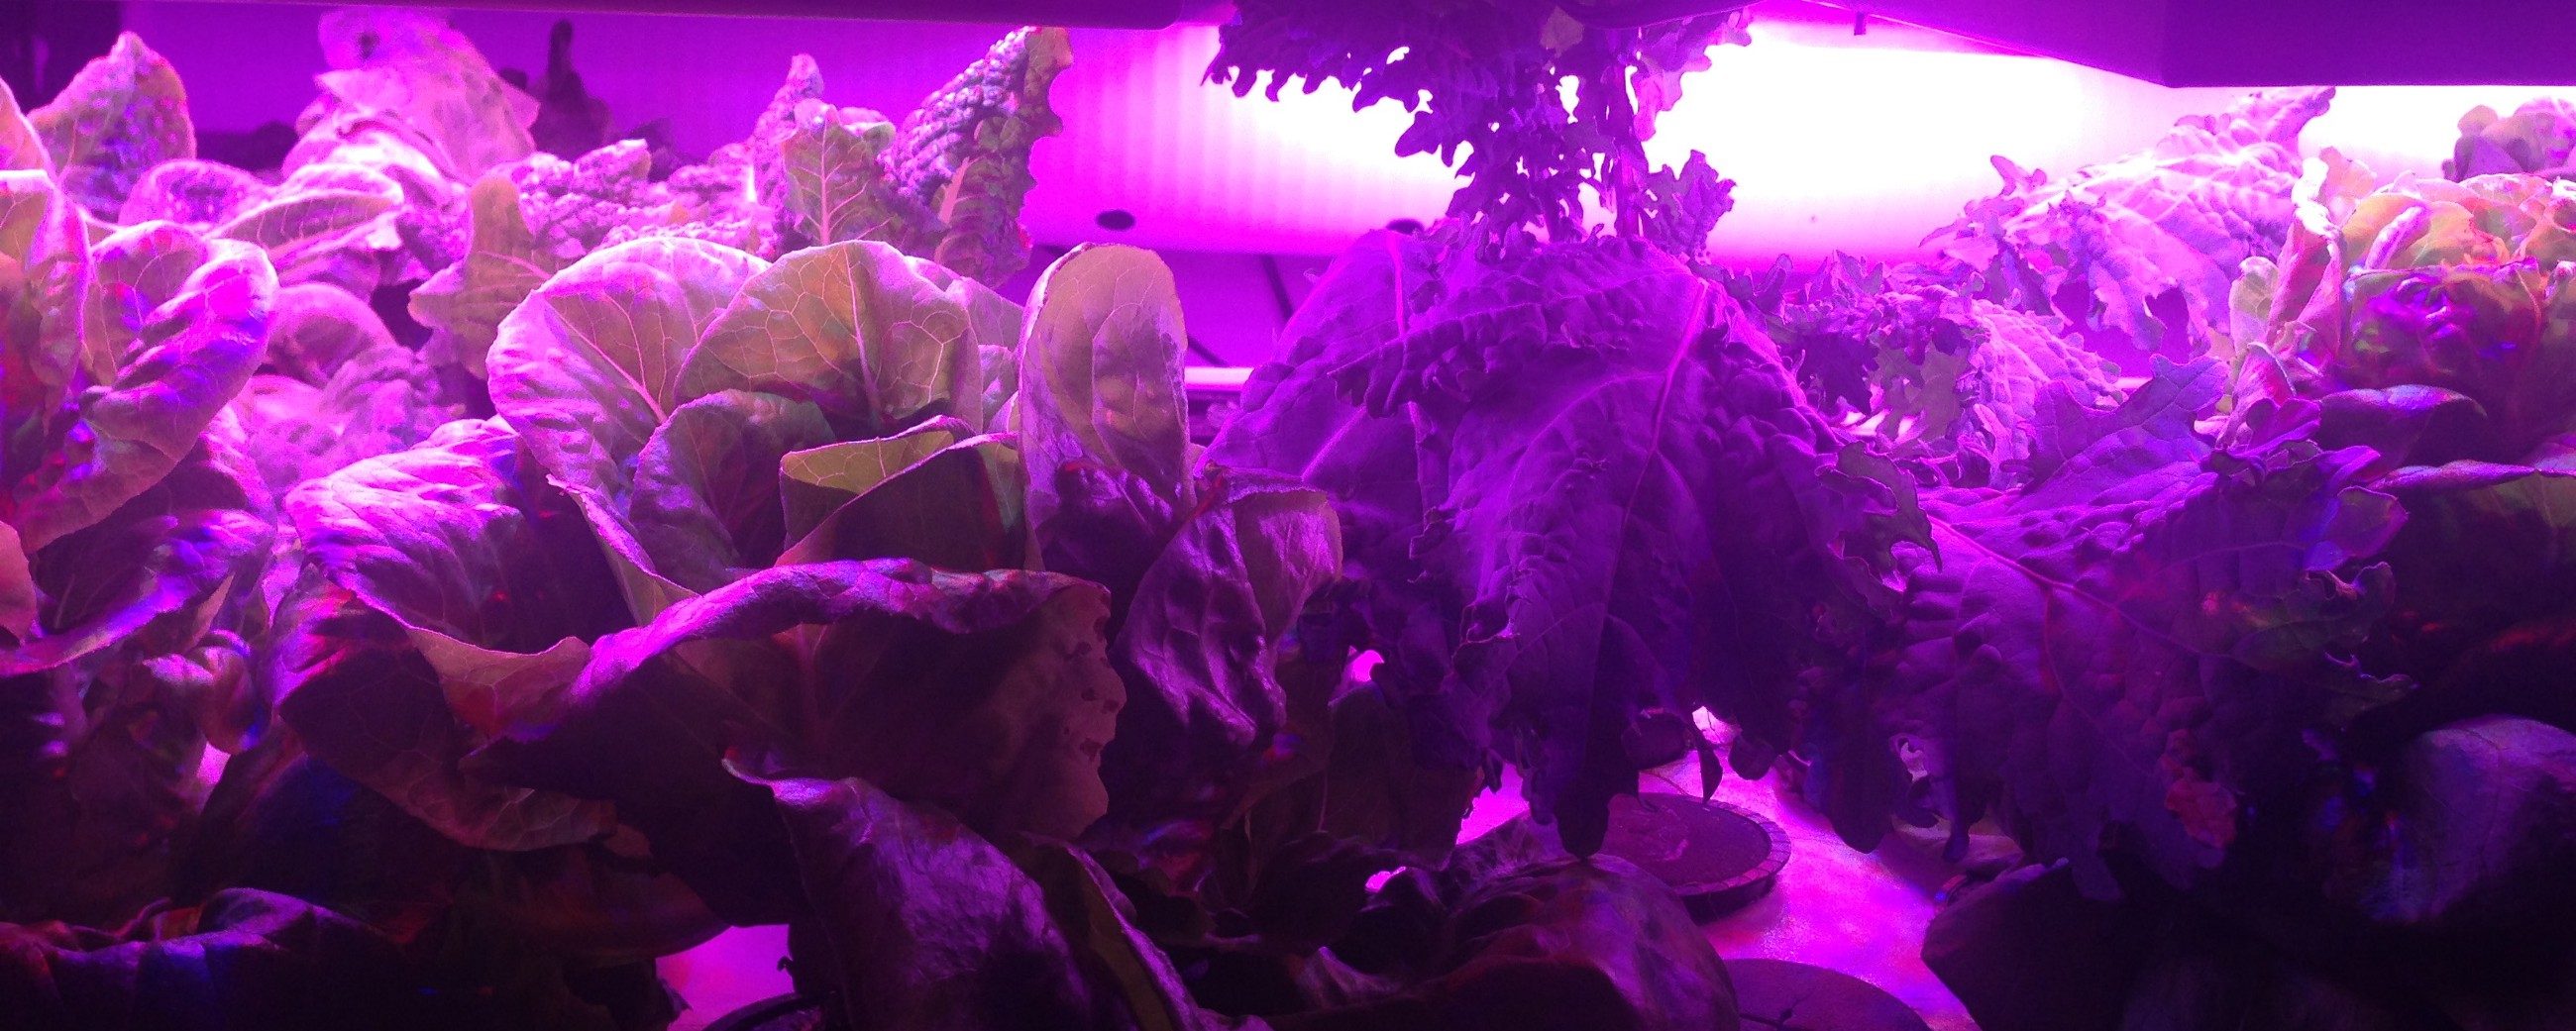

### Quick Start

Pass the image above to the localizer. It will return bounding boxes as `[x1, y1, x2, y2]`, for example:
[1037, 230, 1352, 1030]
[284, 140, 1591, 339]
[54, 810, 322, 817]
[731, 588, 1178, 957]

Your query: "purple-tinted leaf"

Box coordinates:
[0, 78, 50, 174]
[0, 888, 423, 1031]
[685, 240, 1010, 439]
[11, 238, 271, 555]
[1862, 361, 2408, 895]
[766, 775, 1191, 1031]
[8, 435, 268, 678]
[27, 34, 194, 219]
[280, 418, 630, 850]
[887, 27, 1073, 285]
[1928, 89, 2333, 361]
[472, 560, 1121, 922]
[1278, 816, 1736, 1031]
[1099, 469, 1341, 828]
[629, 389, 833, 592]
[308, 9, 537, 181]
[119, 159, 270, 227]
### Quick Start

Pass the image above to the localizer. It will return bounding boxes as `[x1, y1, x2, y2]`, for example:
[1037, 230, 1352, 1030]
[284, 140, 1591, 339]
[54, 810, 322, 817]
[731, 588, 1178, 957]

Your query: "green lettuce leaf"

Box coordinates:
[408, 171, 564, 379]
[12, 230, 271, 556]
[686, 239, 1014, 438]
[1016, 244, 1193, 601]
[628, 389, 834, 592]
[774, 99, 909, 250]
[775, 421, 1030, 574]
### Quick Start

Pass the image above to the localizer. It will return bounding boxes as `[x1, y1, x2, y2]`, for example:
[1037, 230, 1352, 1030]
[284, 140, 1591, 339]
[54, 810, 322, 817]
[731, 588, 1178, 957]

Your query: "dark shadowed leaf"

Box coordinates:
[629, 389, 834, 592]
[472, 560, 1121, 922]
[280, 418, 630, 850]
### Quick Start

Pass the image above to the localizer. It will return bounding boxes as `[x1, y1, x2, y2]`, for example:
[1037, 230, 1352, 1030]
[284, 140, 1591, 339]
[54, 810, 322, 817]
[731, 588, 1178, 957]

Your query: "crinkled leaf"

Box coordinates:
[9, 241, 271, 555]
[471, 560, 1120, 923]
[686, 240, 1004, 439]
[1098, 469, 1342, 828]
[27, 33, 194, 219]
[279, 418, 630, 850]
[409, 172, 564, 379]
[119, 159, 269, 227]
[629, 389, 833, 592]
[1927, 88, 2334, 359]
[232, 349, 454, 506]
[1243, 237, 1881, 857]
[2447, 98, 2576, 180]
[887, 27, 1072, 284]
[1859, 361, 2409, 896]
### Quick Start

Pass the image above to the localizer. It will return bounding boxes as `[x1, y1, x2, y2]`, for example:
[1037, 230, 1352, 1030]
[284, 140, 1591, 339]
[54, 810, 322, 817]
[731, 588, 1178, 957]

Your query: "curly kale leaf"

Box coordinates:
[1927, 88, 2335, 361]
[1212, 234, 1901, 856]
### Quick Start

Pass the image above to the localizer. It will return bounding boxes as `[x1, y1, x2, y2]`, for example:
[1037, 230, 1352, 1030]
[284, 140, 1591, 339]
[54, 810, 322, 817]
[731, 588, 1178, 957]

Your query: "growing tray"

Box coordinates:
[1596, 792, 1790, 921]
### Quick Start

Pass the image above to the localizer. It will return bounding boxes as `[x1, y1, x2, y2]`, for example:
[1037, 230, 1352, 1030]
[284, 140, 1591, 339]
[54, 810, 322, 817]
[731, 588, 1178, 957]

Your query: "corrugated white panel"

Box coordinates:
[122, 0, 2576, 267]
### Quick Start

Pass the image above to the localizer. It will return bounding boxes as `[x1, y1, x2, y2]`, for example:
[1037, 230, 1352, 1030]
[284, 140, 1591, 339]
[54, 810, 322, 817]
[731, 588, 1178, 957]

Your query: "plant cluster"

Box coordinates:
[9, 3, 2576, 1030]
[0, 10, 1736, 1031]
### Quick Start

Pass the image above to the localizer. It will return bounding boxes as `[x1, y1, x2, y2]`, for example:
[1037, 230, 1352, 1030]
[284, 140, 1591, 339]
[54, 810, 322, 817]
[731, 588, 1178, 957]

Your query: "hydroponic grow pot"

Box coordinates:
[3, 2, 2574, 1030]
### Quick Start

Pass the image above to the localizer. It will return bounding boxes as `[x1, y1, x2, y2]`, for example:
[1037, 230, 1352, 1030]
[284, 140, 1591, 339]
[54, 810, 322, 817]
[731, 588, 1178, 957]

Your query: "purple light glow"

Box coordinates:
[119, 0, 2576, 263]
